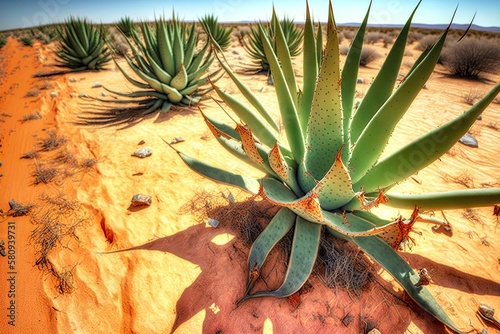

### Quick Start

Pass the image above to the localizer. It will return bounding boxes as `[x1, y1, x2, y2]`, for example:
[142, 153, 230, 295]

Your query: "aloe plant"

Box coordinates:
[200, 14, 233, 51]
[243, 16, 303, 72]
[116, 16, 136, 38]
[170, 2, 500, 332]
[55, 17, 111, 70]
[83, 14, 220, 124]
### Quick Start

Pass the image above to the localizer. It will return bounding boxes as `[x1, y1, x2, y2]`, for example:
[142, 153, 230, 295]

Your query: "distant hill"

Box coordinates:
[338, 22, 500, 33]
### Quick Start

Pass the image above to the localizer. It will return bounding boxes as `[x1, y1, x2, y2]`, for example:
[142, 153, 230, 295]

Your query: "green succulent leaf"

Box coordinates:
[243, 216, 321, 300]
[240, 207, 296, 299]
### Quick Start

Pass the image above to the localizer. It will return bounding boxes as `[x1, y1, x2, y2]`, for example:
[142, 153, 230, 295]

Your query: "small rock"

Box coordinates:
[79, 93, 88, 98]
[101, 92, 107, 97]
[132, 147, 152, 158]
[68, 77, 76, 83]
[232, 50, 239, 55]
[357, 77, 364, 84]
[131, 194, 152, 207]
[137, 140, 146, 145]
[0, 160, 2, 167]
[238, 55, 244, 60]
[422, 84, 428, 89]
[458, 134, 478, 148]
[208, 218, 220, 228]
[477, 115, 482, 120]
[92, 81, 102, 88]
[50, 92, 57, 97]
[267, 75, 274, 86]
[170, 137, 185, 144]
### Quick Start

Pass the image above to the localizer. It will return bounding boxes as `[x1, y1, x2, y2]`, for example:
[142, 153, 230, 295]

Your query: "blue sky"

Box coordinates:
[0, 0, 499, 31]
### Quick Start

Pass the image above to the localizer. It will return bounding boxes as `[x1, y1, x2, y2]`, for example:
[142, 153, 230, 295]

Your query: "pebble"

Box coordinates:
[357, 77, 364, 84]
[170, 137, 185, 144]
[132, 147, 152, 158]
[92, 81, 102, 88]
[208, 218, 220, 228]
[131, 194, 152, 207]
[50, 92, 57, 97]
[69, 77, 76, 83]
[458, 134, 478, 148]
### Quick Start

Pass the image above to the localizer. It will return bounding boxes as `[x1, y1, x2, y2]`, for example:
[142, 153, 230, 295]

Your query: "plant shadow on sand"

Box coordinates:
[97, 195, 483, 333]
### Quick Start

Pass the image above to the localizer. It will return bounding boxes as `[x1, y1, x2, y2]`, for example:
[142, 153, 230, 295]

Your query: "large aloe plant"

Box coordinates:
[55, 17, 111, 70]
[170, 2, 500, 332]
[243, 16, 303, 72]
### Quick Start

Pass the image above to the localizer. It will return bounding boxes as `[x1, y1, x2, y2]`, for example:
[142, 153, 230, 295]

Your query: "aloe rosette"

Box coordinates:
[170, 2, 500, 332]
[200, 15, 233, 51]
[82, 14, 221, 126]
[55, 17, 111, 70]
[243, 16, 303, 72]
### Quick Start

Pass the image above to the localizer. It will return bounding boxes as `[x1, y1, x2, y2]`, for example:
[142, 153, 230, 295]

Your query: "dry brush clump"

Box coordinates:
[441, 37, 500, 78]
[29, 192, 83, 294]
[359, 47, 381, 66]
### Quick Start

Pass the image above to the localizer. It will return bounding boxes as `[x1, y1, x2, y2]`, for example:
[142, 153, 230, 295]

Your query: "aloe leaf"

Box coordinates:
[213, 50, 279, 132]
[350, 1, 419, 143]
[272, 9, 298, 108]
[268, 143, 303, 197]
[326, 220, 463, 333]
[166, 141, 261, 195]
[304, 3, 342, 180]
[259, 23, 305, 163]
[349, 23, 450, 183]
[240, 207, 296, 299]
[386, 189, 500, 210]
[355, 82, 500, 192]
[341, 0, 371, 159]
[298, 3, 318, 131]
[212, 84, 278, 148]
[243, 216, 321, 300]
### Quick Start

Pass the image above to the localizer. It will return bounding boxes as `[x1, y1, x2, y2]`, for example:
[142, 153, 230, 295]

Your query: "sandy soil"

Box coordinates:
[0, 29, 499, 334]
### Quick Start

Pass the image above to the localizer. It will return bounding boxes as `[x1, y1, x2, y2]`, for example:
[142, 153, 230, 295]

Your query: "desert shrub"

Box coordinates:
[381, 34, 393, 47]
[339, 44, 349, 55]
[359, 47, 380, 66]
[40, 130, 68, 151]
[0, 37, 6, 49]
[20, 36, 33, 46]
[365, 32, 382, 44]
[342, 29, 355, 40]
[107, 27, 129, 57]
[441, 38, 500, 78]
[407, 31, 423, 44]
[462, 89, 482, 105]
[22, 110, 42, 122]
[416, 34, 438, 52]
[26, 90, 41, 97]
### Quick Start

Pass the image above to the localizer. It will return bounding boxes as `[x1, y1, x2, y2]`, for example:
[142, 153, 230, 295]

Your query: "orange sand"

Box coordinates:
[0, 32, 499, 334]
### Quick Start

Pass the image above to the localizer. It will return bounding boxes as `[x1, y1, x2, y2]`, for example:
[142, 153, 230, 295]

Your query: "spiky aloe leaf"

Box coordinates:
[327, 215, 463, 333]
[303, 2, 342, 182]
[349, 22, 450, 183]
[240, 207, 296, 299]
[242, 216, 321, 301]
[355, 82, 500, 192]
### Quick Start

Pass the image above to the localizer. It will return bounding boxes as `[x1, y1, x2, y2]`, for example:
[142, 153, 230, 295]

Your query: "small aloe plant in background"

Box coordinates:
[200, 14, 233, 51]
[80, 13, 222, 126]
[55, 17, 111, 70]
[171, 1, 500, 332]
[242, 15, 304, 72]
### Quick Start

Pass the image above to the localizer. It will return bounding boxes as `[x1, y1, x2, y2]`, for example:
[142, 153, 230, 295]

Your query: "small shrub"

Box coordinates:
[0, 37, 6, 49]
[407, 31, 423, 45]
[462, 89, 482, 105]
[416, 34, 438, 53]
[21, 150, 41, 159]
[33, 163, 58, 184]
[26, 90, 41, 97]
[342, 30, 355, 40]
[22, 110, 42, 122]
[40, 130, 67, 151]
[365, 32, 382, 44]
[7, 199, 35, 217]
[339, 44, 349, 56]
[442, 38, 500, 78]
[359, 47, 380, 66]
[20, 36, 33, 46]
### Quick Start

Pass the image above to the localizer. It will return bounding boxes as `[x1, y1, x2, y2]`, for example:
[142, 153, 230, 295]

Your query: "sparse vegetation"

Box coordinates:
[40, 130, 68, 151]
[359, 47, 381, 66]
[21, 110, 42, 122]
[462, 89, 483, 105]
[416, 34, 438, 53]
[0, 37, 6, 49]
[7, 199, 35, 217]
[442, 38, 500, 78]
[19, 36, 33, 46]
[26, 90, 41, 97]
[33, 162, 58, 184]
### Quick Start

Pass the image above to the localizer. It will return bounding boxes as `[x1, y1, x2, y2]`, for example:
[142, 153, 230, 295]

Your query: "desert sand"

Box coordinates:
[0, 28, 499, 334]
